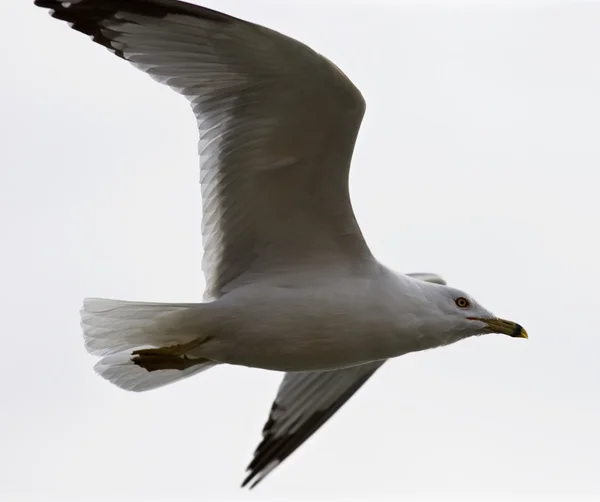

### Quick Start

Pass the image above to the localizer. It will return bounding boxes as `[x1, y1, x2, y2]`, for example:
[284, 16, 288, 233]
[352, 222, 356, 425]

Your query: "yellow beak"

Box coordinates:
[476, 318, 528, 339]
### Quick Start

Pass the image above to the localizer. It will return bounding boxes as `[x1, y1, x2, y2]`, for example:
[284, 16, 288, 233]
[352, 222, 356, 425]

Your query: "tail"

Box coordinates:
[81, 298, 216, 392]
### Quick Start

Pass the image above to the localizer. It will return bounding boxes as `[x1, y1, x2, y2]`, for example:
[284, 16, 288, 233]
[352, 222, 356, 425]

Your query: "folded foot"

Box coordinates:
[131, 337, 210, 372]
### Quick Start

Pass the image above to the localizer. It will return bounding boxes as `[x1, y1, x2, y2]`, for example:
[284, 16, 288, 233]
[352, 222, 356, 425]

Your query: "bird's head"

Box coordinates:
[415, 281, 528, 342]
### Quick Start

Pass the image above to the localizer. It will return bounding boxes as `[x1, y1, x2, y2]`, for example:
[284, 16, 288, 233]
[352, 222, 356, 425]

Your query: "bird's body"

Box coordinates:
[163, 266, 466, 372]
[36, 0, 527, 488]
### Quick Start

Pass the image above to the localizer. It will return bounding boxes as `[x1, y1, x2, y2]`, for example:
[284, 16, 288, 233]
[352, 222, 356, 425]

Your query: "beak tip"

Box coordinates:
[513, 323, 528, 339]
[481, 318, 528, 339]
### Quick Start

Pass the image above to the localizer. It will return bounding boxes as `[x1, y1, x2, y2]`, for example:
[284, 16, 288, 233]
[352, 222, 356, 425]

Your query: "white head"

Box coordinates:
[410, 279, 527, 346]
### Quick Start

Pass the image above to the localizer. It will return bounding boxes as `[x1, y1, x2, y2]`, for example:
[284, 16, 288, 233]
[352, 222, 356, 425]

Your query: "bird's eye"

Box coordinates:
[455, 297, 470, 309]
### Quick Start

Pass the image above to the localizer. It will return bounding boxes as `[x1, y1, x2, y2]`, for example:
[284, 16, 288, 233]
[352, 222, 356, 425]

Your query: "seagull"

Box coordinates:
[36, 0, 528, 488]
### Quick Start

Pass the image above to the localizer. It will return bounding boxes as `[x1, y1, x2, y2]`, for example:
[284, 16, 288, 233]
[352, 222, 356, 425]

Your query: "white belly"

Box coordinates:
[198, 277, 420, 371]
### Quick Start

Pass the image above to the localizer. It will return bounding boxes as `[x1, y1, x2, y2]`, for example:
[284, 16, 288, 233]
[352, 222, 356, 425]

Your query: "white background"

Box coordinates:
[2, 0, 599, 500]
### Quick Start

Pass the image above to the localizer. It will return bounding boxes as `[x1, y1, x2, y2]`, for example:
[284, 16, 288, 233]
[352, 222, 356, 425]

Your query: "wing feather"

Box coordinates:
[243, 362, 384, 488]
[36, 0, 370, 300]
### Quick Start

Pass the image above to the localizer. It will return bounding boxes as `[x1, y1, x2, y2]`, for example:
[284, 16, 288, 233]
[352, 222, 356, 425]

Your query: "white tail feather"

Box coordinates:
[81, 298, 215, 392]
[81, 298, 201, 356]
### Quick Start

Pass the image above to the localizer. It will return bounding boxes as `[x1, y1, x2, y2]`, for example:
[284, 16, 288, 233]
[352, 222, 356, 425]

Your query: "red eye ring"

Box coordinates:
[455, 297, 470, 309]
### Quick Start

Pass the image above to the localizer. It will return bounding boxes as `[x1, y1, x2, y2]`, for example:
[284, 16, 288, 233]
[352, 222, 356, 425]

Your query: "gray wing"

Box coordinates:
[36, 0, 371, 300]
[243, 361, 384, 489]
[244, 273, 444, 488]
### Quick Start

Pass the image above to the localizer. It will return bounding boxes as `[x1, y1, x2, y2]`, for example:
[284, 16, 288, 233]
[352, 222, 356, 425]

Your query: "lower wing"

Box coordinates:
[244, 271, 445, 488]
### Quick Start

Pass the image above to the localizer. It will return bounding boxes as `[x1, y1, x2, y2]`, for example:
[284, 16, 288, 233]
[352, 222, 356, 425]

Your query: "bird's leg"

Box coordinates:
[131, 336, 209, 357]
[131, 353, 209, 372]
[131, 336, 210, 372]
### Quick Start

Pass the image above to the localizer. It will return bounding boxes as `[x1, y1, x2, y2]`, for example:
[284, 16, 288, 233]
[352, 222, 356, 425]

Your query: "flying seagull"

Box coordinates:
[35, 0, 528, 488]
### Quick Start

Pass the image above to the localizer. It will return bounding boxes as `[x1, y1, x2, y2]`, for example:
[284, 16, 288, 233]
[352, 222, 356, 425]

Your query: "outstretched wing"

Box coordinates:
[245, 272, 445, 488]
[243, 361, 383, 488]
[36, 0, 371, 300]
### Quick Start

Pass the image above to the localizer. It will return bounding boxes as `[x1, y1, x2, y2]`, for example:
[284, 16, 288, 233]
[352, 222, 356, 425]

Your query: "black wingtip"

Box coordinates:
[34, 0, 237, 24]
[241, 465, 262, 489]
[241, 472, 264, 490]
[33, 0, 235, 60]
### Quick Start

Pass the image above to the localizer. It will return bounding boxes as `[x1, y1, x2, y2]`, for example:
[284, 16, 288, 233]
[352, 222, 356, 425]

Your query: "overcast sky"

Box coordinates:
[2, 0, 600, 500]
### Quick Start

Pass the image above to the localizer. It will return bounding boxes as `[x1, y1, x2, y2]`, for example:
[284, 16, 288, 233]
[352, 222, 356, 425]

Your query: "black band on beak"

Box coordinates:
[511, 323, 524, 338]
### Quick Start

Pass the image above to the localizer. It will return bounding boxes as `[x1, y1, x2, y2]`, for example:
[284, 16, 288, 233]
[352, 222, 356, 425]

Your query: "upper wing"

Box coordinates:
[243, 361, 384, 488]
[36, 0, 371, 300]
